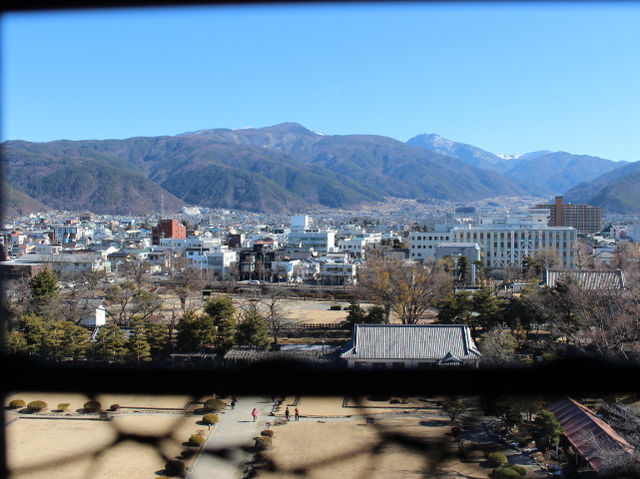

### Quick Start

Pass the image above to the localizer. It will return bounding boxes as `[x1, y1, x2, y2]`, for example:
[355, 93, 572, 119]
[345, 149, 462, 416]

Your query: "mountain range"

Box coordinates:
[1, 123, 638, 216]
[407, 134, 626, 196]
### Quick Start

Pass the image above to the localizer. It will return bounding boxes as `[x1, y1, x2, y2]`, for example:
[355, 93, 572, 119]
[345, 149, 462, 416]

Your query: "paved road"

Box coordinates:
[188, 396, 273, 479]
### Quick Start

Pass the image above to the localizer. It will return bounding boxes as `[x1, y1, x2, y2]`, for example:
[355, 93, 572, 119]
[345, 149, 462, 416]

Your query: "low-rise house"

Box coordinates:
[341, 324, 481, 369]
[270, 259, 302, 283]
[14, 250, 111, 274]
[318, 253, 358, 285]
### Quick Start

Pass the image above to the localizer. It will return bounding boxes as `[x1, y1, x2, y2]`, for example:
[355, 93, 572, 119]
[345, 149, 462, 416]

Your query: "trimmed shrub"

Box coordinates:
[329, 304, 342, 310]
[180, 449, 196, 459]
[109, 404, 120, 411]
[83, 400, 101, 413]
[27, 400, 47, 412]
[57, 403, 71, 411]
[8, 399, 26, 409]
[202, 413, 219, 425]
[260, 429, 274, 437]
[489, 465, 526, 479]
[203, 398, 226, 412]
[487, 452, 508, 467]
[164, 459, 186, 477]
[188, 434, 206, 447]
[508, 465, 527, 476]
[255, 436, 273, 451]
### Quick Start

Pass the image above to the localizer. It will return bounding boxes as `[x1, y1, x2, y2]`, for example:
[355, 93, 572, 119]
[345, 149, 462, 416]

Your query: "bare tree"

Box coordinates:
[479, 328, 518, 366]
[358, 259, 452, 324]
[123, 261, 151, 290]
[260, 291, 290, 346]
[168, 269, 204, 312]
[573, 239, 595, 270]
[105, 281, 162, 327]
[581, 285, 640, 362]
[575, 427, 640, 477]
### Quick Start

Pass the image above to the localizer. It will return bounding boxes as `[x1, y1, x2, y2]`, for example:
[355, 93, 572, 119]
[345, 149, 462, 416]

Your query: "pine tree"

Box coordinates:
[176, 310, 217, 352]
[92, 324, 128, 361]
[531, 410, 563, 451]
[236, 310, 270, 350]
[10, 312, 51, 355]
[471, 287, 504, 332]
[204, 295, 237, 354]
[48, 320, 91, 360]
[128, 319, 151, 364]
[29, 267, 60, 316]
[145, 322, 170, 359]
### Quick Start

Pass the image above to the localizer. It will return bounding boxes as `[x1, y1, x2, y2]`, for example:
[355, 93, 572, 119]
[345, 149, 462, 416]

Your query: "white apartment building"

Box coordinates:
[288, 228, 336, 252]
[451, 209, 577, 269]
[320, 254, 358, 285]
[408, 226, 454, 261]
[205, 248, 237, 278]
[185, 236, 223, 268]
[337, 233, 382, 259]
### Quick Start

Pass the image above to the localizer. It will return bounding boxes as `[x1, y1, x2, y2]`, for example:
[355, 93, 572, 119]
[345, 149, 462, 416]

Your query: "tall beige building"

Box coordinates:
[535, 196, 601, 234]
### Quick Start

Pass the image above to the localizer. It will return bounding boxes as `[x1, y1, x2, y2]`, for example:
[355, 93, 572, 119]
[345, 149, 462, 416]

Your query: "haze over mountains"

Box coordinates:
[1, 123, 638, 216]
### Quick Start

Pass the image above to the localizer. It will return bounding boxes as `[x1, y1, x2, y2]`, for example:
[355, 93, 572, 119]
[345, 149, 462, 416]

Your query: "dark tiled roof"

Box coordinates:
[545, 269, 625, 290]
[224, 347, 338, 364]
[340, 324, 481, 361]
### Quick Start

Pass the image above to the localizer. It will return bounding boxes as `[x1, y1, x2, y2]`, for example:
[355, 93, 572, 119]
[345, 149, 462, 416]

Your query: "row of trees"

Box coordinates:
[6, 295, 273, 363]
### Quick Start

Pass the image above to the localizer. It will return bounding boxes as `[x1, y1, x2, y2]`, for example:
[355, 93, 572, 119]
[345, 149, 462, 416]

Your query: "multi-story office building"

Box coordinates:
[452, 209, 577, 269]
[408, 226, 454, 261]
[535, 196, 601, 234]
[151, 219, 186, 245]
[288, 228, 336, 252]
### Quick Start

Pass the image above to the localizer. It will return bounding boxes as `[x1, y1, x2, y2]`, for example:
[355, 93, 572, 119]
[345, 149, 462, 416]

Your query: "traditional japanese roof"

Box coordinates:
[548, 397, 636, 474]
[340, 324, 481, 361]
[544, 269, 625, 290]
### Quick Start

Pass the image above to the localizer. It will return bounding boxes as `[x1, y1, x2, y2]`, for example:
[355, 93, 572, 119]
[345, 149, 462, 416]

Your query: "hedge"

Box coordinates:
[109, 404, 120, 411]
[57, 403, 71, 411]
[27, 400, 47, 412]
[8, 399, 26, 409]
[202, 413, 219, 425]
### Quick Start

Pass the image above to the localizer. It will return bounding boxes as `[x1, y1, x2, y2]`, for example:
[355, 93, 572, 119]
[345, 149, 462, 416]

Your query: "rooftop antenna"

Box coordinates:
[161, 195, 165, 219]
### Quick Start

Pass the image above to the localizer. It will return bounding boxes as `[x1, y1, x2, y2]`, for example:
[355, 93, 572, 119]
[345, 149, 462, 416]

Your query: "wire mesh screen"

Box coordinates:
[3, 357, 640, 479]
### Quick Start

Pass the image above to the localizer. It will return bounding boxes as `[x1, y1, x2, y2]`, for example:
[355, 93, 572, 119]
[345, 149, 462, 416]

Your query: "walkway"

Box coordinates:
[188, 396, 273, 479]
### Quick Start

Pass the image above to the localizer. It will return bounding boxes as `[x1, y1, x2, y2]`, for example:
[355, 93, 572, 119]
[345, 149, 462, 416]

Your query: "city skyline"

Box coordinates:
[2, 2, 640, 162]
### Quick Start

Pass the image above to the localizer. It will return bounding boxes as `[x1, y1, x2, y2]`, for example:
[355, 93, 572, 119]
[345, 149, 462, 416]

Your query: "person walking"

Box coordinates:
[294, 407, 300, 421]
[251, 408, 258, 422]
[285, 407, 290, 421]
[230, 397, 237, 410]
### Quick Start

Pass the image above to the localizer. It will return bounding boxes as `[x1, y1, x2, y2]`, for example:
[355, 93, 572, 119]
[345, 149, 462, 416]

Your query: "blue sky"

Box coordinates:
[2, 3, 639, 162]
